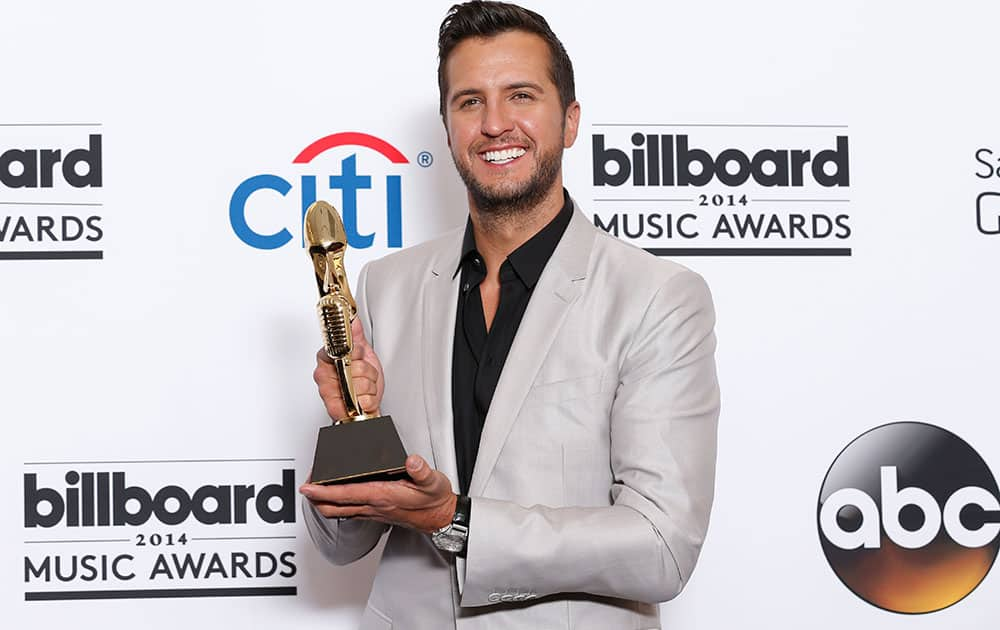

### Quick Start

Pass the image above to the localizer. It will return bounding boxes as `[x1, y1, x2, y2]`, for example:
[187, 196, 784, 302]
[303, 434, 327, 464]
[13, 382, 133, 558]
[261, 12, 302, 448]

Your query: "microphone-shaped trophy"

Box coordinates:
[305, 200, 408, 485]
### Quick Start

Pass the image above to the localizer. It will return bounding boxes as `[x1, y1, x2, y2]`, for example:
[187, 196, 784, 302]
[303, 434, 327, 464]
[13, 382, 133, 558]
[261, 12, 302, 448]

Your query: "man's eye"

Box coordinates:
[460, 98, 482, 108]
[512, 92, 533, 101]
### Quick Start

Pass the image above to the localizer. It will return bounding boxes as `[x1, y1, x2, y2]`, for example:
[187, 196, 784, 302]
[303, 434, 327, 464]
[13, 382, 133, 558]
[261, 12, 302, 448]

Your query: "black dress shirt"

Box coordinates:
[451, 192, 573, 495]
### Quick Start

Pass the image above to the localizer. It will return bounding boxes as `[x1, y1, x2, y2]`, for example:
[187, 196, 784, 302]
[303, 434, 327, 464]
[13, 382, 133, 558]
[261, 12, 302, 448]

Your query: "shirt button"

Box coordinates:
[463, 283, 470, 293]
[473, 258, 482, 267]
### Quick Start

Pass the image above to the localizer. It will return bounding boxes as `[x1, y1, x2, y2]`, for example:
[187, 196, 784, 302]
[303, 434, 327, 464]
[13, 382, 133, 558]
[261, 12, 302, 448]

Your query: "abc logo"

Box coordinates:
[818, 422, 999, 613]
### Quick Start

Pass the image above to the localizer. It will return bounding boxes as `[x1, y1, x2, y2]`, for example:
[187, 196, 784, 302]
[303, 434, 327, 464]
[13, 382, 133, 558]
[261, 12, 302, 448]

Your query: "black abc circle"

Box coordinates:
[817, 421, 999, 614]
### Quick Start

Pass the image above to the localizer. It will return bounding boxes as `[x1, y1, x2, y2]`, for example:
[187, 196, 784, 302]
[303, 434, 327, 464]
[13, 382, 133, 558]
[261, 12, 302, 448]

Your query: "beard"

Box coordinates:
[452, 139, 563, 221]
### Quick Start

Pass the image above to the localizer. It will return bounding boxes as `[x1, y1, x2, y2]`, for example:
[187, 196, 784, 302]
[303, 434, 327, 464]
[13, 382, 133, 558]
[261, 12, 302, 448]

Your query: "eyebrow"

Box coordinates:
[449, 81, 546, 106]
[505, 81, 544, 93]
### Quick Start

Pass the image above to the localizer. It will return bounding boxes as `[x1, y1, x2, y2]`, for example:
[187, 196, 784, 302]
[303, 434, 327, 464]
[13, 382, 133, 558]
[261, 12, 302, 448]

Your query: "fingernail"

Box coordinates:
[299, 486, 314, 498]
[407, 458, 422, 472]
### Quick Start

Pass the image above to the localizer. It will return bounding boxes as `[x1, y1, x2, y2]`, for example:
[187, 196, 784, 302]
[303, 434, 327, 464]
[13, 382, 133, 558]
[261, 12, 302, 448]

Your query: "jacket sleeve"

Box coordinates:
[460, 270, 720, 606]
[301, 499, 388, 566]
[301, 261, 390, 566]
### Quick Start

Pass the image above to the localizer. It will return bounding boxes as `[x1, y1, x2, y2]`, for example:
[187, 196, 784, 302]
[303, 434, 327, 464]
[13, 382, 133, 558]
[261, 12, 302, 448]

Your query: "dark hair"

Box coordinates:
[437, 1, 576, 118]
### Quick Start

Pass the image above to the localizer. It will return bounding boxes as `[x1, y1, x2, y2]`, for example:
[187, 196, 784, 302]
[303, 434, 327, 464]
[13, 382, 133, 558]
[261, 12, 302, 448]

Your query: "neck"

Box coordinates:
[468, 182, 565, 271]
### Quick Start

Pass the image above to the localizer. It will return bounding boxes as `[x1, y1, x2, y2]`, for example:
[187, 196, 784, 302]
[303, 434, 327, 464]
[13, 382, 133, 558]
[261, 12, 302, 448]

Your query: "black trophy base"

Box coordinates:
[311, 415, 408, 485]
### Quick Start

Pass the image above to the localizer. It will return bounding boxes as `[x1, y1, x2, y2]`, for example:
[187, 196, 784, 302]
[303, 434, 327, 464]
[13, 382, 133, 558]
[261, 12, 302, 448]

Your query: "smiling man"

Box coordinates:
[300, 3, 720, 629]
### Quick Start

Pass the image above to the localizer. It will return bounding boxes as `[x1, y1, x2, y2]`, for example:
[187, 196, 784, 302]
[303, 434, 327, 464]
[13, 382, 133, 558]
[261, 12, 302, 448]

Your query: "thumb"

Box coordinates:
[406, 455, 433, 485]
[351, 315, 383, 373]
[351, 316, 369, 346]
[350, 316, 371, 360]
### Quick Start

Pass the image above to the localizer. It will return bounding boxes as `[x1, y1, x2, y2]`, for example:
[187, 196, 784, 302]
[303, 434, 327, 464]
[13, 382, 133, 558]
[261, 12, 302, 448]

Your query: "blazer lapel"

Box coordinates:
[468, 207, 596, 496]
[422, 234, 463, 490]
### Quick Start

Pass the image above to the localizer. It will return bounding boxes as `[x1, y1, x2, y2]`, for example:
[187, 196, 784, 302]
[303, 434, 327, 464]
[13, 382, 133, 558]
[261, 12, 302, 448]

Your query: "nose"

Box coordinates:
[481, 100, 514, 138]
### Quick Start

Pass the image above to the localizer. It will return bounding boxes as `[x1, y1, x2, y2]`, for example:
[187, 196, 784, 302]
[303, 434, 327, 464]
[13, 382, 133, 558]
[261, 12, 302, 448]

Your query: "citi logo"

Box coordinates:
[24, 470, 296, 528]
[1, 134, 102, 188]
[592, 134, 849, 188]
[230, 132, 408, 250]
[817, 422, 1000, 614]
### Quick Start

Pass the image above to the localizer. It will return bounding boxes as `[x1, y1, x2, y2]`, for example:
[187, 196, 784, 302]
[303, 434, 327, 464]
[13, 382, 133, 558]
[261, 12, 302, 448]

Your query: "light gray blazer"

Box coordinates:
[304, 204, 720, 630]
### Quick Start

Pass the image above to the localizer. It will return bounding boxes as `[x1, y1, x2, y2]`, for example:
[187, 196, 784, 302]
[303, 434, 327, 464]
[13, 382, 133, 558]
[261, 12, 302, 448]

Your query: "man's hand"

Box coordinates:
[314, 317, 385, 419]
[300, 455, 458, 533]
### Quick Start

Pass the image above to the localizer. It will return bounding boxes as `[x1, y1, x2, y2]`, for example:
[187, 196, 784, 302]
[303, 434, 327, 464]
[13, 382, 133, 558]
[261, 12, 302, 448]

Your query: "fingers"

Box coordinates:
[313, 347, 383, 419]
[311, 503, 378, 520]
[318, 318, 368, 362]
[313, 355, 346, 419]
[313, 352, 377, 387]
[301, 481, 388, 508]
[300, 469, 455, 532]
[314, 318, 383, 418]
[316, 347, 334, 365]
[350, 361, 380, 414]
[300, 477, 423, 512]
[349, 359, 379, 386]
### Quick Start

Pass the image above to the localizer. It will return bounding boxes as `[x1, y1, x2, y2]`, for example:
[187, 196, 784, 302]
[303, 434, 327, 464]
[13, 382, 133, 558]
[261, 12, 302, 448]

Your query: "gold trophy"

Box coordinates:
[305, 200, 408, 485]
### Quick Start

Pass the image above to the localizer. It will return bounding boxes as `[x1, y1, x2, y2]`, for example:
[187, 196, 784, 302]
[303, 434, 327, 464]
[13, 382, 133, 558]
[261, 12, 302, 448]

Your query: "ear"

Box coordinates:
[563, 101, 581, 148]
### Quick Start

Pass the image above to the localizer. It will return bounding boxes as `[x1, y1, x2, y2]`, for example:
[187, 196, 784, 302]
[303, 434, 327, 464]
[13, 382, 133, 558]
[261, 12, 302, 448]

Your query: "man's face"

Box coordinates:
[443, 30, 580, 215]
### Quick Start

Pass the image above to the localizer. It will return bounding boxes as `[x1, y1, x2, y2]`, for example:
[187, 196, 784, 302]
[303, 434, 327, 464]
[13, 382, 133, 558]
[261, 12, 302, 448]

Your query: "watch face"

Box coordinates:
[433, 527, 467, 553]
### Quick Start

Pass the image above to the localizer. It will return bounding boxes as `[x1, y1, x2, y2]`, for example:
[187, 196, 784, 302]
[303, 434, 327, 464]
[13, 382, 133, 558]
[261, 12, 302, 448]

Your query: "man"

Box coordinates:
[300, 2, 720, 628]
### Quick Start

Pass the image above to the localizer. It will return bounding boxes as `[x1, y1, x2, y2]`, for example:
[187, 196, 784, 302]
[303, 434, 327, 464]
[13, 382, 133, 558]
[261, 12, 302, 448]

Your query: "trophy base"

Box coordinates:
[310, 415, 409, 485]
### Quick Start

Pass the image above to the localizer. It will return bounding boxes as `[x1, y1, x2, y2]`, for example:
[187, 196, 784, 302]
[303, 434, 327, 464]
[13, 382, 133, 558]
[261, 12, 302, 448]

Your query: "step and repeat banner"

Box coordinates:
[2, 1, 998, 628]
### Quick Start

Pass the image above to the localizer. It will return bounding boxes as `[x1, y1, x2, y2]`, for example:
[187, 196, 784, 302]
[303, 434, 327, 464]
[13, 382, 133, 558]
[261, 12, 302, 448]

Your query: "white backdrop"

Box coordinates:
[2, 1, 999, 628]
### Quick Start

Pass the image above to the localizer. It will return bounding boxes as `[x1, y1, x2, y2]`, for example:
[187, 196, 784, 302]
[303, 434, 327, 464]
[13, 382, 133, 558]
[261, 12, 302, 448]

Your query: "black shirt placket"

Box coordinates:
[451, 191, 573, 495]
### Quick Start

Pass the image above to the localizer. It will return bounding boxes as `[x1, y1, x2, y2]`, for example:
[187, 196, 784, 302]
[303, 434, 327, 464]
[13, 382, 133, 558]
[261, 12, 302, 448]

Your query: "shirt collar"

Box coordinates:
[453, 189, 573, 288]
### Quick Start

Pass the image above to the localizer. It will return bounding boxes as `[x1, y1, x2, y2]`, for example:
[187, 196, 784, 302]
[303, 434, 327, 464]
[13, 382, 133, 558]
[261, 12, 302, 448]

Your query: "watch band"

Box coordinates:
[453, 494, 471, 528]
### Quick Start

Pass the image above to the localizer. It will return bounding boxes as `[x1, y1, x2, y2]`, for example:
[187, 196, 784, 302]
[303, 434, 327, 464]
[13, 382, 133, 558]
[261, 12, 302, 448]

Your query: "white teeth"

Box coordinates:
[483, 147, 526, 163]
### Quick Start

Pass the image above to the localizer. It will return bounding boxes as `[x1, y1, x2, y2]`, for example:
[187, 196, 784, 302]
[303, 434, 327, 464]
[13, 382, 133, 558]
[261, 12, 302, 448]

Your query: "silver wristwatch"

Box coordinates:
[432, 494, 471, 554]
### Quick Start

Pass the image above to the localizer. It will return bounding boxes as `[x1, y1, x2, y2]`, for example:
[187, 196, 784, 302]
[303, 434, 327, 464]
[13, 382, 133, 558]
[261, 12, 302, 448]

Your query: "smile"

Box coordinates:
[481, 147, 527, 164]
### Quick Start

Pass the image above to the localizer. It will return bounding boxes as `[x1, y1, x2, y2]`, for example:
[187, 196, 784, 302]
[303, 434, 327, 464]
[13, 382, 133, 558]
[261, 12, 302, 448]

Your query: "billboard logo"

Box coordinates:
[24, 470, 295, 527]
[0, 128, 105, 260]
[22, 459, 299, 601]
[1, 134, 102, 189]
[818, 422, 999, 613]
[587, 124, 854, 257]
[593, 134, 849, 188]
[230, 132, 411, 250]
